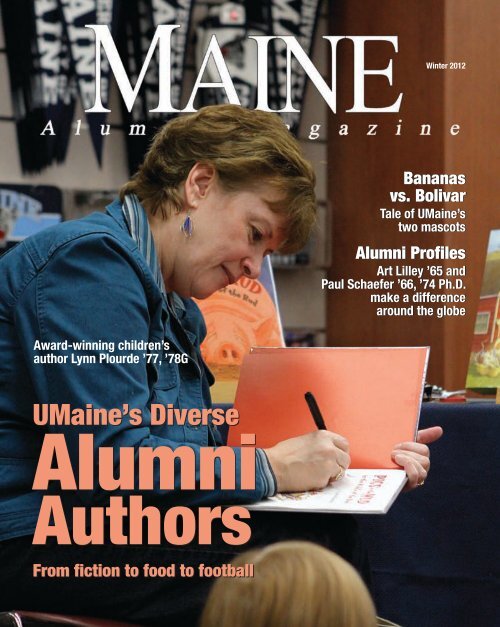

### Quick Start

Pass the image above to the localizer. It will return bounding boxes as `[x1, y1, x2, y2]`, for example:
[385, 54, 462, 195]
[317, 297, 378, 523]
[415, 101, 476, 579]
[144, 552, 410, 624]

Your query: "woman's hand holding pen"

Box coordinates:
[264, 430, 351, 493]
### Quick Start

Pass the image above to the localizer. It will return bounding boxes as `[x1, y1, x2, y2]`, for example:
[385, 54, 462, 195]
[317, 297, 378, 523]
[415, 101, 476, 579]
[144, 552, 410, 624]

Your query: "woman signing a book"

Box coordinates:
[0, 105, 442, 625]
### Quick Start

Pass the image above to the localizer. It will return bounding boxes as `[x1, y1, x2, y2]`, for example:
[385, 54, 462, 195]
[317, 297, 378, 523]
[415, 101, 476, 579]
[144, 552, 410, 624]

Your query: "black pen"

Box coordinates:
[305, 391, 327, 430]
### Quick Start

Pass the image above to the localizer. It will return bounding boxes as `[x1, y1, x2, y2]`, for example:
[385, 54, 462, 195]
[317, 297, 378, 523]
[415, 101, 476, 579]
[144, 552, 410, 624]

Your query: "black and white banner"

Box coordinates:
[195, 1, 267, 110]
[34, 0, 77, 166]
[58, 0, 117, 165]
[151, 0, 193, 115]
[267, 0, 322, 134]
[1, 0, 321, 173]
[116, 0, 159, 174]
[118, 0, 194, 174]
[1, 0, 83, 171]
[194, 0, 322, 130]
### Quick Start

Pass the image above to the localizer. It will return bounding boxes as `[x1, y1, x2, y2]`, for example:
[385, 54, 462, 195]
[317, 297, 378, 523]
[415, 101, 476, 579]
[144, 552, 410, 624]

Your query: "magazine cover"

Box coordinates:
[0, 2, 498, 627]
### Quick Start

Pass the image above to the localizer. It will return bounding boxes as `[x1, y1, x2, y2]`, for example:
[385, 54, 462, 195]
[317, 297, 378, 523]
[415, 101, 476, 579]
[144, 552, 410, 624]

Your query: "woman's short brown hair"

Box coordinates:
[120, 105, 316, 253]
[200, 541, 378, 627]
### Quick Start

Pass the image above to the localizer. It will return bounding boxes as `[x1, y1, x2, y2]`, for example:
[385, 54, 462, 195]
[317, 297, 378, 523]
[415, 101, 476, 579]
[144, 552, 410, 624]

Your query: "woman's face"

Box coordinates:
[161, 176, 286, 299]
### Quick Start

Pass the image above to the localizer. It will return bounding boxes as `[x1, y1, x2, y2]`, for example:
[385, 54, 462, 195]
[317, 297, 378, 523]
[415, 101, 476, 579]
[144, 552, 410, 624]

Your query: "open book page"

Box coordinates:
[248, 469, 408, 515]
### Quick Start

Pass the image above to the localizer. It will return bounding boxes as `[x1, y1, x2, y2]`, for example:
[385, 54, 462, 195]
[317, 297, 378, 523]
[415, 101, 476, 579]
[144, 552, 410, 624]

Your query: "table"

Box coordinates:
[357, 402, 499, 627]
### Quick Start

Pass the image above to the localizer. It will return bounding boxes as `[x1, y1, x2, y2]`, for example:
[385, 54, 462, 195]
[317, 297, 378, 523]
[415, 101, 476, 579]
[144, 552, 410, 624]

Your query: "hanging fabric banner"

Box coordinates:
[195, 1, 267, 110]
[33, 0, 77, 166]
[151, 0, 194, 113]
[117, 0, 195, 175]
[1, 0, 51, 172]
[58, 0, 117, 165]
[267, 0, 323, 135]
[117, 0, 160, 175]
[53, 22, 79, 163]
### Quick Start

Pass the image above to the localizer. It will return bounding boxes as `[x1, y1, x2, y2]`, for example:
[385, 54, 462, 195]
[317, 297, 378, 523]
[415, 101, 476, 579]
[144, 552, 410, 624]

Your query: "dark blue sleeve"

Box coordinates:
[15, 233, 268, 507]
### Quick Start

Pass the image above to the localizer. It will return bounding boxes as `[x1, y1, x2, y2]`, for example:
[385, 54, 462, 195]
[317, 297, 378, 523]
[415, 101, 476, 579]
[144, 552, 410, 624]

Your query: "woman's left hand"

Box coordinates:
[391, 426, 444, 491]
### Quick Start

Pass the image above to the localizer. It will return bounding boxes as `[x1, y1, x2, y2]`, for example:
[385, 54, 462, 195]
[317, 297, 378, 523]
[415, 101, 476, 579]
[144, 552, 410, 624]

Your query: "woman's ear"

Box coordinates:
[184, 162, 216, 207]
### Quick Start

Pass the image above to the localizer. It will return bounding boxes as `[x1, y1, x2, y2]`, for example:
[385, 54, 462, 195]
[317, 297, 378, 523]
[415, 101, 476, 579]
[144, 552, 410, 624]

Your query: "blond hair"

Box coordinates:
[200, 541, 377, 627]
[120, 105, 316, 253]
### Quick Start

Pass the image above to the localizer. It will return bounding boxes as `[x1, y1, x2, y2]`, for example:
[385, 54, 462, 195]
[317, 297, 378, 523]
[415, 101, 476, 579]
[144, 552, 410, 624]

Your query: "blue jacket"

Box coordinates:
[0, 201, 270, 541]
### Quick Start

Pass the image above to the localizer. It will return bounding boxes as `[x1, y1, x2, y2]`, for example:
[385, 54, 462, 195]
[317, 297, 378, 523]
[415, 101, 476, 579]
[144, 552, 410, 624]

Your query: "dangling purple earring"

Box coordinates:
[180, 212, 193, 238]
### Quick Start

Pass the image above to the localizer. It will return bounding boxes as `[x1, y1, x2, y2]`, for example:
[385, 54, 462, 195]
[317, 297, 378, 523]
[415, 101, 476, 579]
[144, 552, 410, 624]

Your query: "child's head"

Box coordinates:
[200, 541, 377, 627]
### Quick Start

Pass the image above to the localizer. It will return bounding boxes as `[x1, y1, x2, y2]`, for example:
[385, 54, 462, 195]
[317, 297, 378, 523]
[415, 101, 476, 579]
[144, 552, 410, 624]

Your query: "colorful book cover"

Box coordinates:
[195, 256, 284, 403]
[466, 230, 500, 389]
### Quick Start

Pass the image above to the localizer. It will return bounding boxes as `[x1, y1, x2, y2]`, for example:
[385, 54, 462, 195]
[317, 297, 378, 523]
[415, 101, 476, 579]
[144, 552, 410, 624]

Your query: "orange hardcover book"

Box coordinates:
[229, 346, 429, 469]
